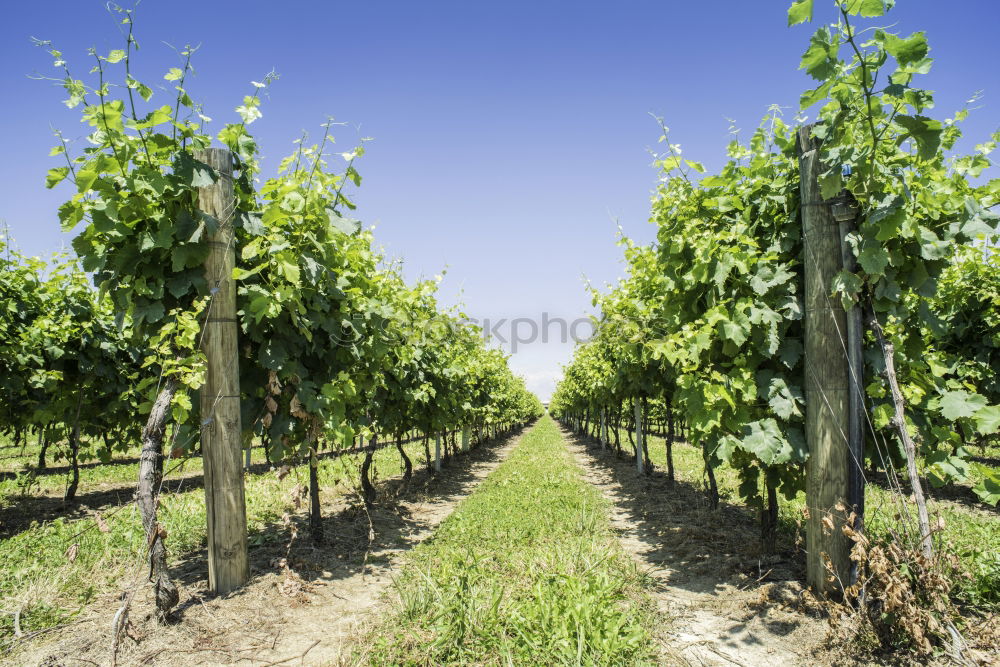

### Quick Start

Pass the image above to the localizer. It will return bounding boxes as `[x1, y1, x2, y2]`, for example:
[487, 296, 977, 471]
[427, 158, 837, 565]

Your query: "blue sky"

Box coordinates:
[2, 0, 998, 400]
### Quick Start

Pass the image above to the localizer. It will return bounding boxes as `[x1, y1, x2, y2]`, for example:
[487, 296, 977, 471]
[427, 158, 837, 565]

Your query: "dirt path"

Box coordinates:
[561, 426, 833, 667]
[6, 430, 526, 667]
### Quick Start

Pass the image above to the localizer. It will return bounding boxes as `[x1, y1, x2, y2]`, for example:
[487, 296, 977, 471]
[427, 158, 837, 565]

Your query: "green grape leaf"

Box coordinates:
[717, 434, 740, 461]
[895, 114, 943, 161]
[165, 274, 195, 299]
[171, 244, 206, 272]
[133, 300, 165, 326]
[872, 402, 893, 429]
[959, 196, 1000, 241]
[658, 156, 682, 172]
[787, 0, 813, 26]
[751, 265, 795, 293]
[870, 204, 904, 241]
[800, 80, 833, 108]
[277, 256, 301, 286]
[918, 227, 949, 260]
[45, 167, 70, 189]
[301, 255, 322, 283]
[280, 191, 305, 213]
[881, 31, 928, 67]
[700, 175, 729, 187]
[171, 390, 192, 424]
[858, 245, 889, 276]
[766, 377, 803, 420]
[939, 390, 988, 421]
[740, 419, 792, 465]
[974, 404, 1000, 435]
[327, 210, 362, 235]
[832, 269, 862, 308]
[800, 27, 840, 81]
[232, 263, 267, 281]
[58, 200, 84, 231]
[845, 0, 893, 17]
[175, 153, 217, 188]
[127, 76, 154, 102]
[778, 338, 803, 369]
[819, 169, 843, 200]
[925, 450, 971, 486]
[719, 318, 748, 348]
[132, 105, 173, 130]
[972, 471, 1000, 506]
[240, 212, 265, 236]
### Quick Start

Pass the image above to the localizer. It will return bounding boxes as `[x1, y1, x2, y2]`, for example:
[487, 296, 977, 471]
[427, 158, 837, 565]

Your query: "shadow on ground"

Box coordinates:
[560, 425, 828, 665]
[6, 425, 530, 667]
[564, 426, 806, 593]
[168, 426, 527, 618]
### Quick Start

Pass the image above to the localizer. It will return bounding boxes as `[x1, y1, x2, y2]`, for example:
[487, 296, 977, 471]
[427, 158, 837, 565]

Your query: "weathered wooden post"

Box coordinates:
[197, 147, 249, 594]
[434, 432, 442, 472]
[462, 425, 470, 452]
[798, 126, 852, 595]
[600, 409, 607, 450]
[832, 187, 866, 585]
[634, 399, 644, 475]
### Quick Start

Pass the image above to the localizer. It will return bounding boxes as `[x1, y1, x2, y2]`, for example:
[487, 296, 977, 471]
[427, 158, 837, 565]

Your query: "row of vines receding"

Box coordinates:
[1, 4, 543, 634]
[551, 0, 999, 660]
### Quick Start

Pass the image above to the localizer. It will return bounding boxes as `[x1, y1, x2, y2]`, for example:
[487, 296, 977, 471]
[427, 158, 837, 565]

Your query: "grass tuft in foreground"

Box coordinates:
[356, 416, 655, 666]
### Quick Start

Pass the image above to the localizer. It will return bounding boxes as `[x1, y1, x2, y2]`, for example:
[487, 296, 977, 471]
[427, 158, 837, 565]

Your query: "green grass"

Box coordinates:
[0, 429, 431, 499]
[357, 416, 656, 666]
[0, 436, 431, 639]
[0, 433, 208, 504]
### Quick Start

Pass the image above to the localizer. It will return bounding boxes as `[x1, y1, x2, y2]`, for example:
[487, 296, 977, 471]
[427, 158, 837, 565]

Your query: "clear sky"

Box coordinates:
[2, 1, 998, 400]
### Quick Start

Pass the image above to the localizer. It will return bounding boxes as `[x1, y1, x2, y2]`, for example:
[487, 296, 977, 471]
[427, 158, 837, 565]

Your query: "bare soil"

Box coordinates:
[3, 431, 525, 667]
[561, 426, 844, 667]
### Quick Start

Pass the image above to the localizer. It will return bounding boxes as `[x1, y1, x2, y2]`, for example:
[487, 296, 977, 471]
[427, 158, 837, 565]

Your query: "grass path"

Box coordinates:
[3, 431, 522, 666]
[354, 415, 658, 666]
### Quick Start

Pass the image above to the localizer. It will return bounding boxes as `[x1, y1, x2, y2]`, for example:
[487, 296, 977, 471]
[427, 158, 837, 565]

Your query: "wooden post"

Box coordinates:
[798, 126, 851, 595]
[197, 147, 249, 594]
[600, 409, 607, 450]
[434, 432, 442, 472]
[832, 191, 866, 586]
[634, 399, 644, 475]
[462, 425, 470, 452]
